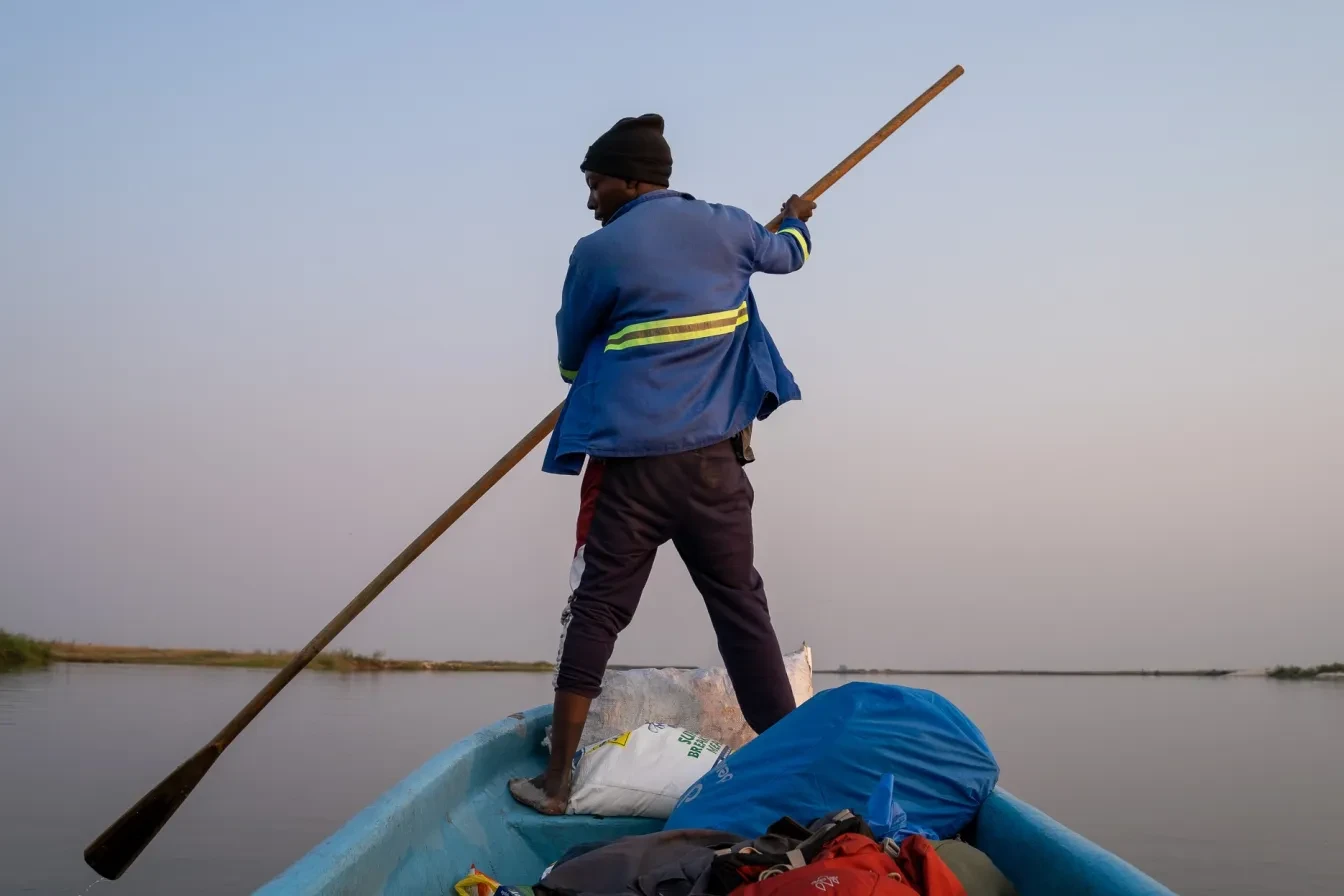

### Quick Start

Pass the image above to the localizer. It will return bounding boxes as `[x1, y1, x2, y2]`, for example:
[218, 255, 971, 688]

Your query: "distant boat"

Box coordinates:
[256, 706, 1178, 896]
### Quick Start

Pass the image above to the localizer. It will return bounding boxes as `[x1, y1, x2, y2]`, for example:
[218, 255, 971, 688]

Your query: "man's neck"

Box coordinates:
[603, 188, 675, 226]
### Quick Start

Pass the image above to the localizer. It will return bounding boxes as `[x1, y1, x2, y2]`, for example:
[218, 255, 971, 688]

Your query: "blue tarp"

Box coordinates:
[664, 682, 999, 839]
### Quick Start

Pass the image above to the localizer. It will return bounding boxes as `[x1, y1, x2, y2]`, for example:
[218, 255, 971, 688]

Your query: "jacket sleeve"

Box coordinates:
[555, 244, 612, 383]
[751, 216, 813, 275]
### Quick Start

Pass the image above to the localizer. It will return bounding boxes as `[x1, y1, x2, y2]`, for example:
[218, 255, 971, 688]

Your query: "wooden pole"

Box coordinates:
[763, 65, 963, 232]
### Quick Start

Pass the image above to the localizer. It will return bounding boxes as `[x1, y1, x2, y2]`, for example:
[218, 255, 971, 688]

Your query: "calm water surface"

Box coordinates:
[1, 666, 1340, 895]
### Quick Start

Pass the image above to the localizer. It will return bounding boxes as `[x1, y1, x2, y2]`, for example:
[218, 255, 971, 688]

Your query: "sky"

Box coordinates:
[2, 1, 1341, 671]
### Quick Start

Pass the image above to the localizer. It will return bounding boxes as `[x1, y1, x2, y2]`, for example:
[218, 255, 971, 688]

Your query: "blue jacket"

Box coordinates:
[542, 190, 811, 475]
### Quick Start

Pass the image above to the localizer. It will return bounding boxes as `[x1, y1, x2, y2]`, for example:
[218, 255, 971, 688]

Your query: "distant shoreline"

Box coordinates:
[825, 666, 1333, 679]
[1, 632, 1339, 680]
[824, 668, 1236, 677]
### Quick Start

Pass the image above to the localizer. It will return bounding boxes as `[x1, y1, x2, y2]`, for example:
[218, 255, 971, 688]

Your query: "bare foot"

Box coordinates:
[508, 773, 570, 815]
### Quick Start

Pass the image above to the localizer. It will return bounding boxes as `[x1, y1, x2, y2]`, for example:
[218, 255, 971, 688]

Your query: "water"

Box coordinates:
[1, 666, 1340, 895]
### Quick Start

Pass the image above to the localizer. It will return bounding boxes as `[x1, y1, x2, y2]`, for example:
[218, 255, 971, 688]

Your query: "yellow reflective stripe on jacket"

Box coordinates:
[559, 363, 579, 382]
[779, 227, 810, 262]
[605, 301, 749, 352]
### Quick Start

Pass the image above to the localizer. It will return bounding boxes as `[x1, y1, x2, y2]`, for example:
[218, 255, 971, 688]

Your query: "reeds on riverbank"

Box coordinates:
[0, 629, 54, 669]
[46, 642, 384, 671]
[0, 634, 553, 673]
[1268, 662, 1344, 680]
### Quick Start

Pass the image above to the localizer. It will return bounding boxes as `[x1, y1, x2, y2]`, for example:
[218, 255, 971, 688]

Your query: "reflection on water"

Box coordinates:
[0, 665, 1340, 895]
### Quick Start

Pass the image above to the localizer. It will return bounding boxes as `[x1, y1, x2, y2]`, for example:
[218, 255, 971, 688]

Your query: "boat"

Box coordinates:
[256, 705, 1179, 896]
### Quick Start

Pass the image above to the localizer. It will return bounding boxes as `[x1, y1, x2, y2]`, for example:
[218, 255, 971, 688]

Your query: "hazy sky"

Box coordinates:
[3, 2, 1341, 670]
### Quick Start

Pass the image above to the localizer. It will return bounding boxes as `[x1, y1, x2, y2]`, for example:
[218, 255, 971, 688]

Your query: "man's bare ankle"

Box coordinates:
[544, 775, 571, 801]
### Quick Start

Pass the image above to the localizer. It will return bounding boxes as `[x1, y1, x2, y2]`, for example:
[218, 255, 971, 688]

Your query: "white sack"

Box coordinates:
[568, 724, 729, 818]
[551, 644, 813, 752]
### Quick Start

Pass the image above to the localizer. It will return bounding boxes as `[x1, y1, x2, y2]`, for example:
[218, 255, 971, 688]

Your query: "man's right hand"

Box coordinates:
[781, 194, 816, 223]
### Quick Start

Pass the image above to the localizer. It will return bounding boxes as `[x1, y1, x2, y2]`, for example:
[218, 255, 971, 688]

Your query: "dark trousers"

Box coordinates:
[553, 439, 796, 734]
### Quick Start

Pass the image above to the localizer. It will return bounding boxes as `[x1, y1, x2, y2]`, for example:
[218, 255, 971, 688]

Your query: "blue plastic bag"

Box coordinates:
[665, 682, 998, 839]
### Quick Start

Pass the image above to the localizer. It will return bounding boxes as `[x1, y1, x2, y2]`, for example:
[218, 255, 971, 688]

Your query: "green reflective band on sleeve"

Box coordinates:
[779, 227, 810, 262]
[605, 301, 749, 352]
[559, 364, 578, 382]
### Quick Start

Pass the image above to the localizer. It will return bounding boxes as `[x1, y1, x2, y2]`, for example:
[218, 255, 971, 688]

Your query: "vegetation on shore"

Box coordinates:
[0, 634, 554, 673]
[1268, 662, 1344, 680]
[0, 629, 54, 669]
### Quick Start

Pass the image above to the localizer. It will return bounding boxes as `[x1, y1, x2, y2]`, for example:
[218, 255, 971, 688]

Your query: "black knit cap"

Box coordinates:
[580, 113, 672, 187]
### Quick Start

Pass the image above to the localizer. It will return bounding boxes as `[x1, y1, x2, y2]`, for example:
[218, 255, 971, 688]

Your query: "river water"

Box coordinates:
[1, 665, 1340, 895]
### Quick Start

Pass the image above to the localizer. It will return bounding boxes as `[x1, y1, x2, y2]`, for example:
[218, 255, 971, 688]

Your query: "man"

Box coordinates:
[509, 113, 816, 814]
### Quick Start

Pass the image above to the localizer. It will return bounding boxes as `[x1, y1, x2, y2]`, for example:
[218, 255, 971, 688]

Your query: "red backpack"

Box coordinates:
[732, 834, 966, 896]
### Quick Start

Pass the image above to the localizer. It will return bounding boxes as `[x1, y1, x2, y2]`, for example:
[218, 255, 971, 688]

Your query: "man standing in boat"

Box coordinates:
[509, 113, 816, 814]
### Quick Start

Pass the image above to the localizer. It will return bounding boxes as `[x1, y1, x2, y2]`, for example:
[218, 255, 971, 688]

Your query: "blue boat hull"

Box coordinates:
[257, 706, 1177, 896]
